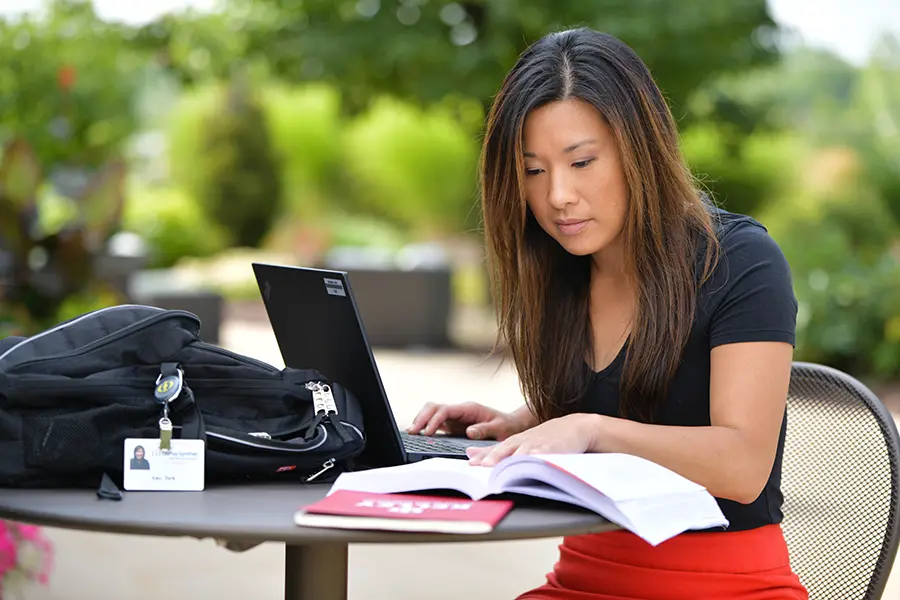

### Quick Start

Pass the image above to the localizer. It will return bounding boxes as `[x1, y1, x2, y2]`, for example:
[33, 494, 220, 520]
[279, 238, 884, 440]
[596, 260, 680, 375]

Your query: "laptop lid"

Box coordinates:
[251, 263, 409, 470]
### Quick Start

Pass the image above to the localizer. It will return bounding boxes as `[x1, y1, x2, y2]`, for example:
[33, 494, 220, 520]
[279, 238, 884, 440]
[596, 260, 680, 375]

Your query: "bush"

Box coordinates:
[261, 83, 345, 219]
[681, 123, 802, 217]
[121, 184, 228, 268]
[166, 83, 222, 206]
[262, 211, 407, 266]
[342, 97, 478, 234]
[759, 147, 900, 378]
[326, 212, 407, 249]
[198, 77, 282, 247]
[166, 78, 282, 248]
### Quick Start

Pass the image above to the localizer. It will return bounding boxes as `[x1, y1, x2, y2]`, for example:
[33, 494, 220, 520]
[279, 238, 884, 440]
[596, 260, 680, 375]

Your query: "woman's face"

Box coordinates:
[522, 98, 629, 263]
[135, 448, 144, 459]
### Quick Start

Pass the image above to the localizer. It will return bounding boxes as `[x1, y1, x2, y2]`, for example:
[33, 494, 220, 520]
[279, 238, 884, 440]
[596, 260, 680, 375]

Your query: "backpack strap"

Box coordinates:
[97, 472, 123, 501]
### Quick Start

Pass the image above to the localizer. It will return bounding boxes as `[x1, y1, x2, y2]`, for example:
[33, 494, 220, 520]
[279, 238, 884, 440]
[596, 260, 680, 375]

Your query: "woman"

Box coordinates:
[130, 445, 150, 470]
[408, 27, 808, 599]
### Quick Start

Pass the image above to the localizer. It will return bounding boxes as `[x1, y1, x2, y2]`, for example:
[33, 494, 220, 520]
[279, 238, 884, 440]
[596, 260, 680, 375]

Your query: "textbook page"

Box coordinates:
[618, 492, 730, 545]
[516, 453, 707, 502]
[328, 457, 494, 499]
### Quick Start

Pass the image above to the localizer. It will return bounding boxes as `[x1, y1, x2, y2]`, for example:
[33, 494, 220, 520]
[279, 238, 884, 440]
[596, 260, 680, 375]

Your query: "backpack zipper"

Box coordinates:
[233, 420, 363, 445]
[206, 424, 330, 452]
[192, 341, 281, 373]
[6, 376, 309, 399]
[0, 306, 198, 369]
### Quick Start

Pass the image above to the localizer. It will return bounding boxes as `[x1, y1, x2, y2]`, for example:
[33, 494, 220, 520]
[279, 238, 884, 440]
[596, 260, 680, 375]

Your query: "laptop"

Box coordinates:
[250, 263, 498, 469]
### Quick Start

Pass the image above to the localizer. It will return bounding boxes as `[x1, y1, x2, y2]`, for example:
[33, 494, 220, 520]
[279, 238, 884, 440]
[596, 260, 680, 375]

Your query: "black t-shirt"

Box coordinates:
[578, 209, 798, 532]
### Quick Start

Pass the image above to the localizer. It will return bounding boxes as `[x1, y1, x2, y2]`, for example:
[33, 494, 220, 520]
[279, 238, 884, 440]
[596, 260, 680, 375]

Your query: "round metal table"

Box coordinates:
[0, 483, 617, 599]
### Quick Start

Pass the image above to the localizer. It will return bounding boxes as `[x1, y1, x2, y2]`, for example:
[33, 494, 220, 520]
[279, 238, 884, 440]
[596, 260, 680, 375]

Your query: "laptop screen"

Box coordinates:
[251, 263, 408, 469]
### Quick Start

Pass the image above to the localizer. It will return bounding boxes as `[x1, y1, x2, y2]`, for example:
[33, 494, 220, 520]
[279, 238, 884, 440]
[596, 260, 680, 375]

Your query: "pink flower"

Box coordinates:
[15, 525, 43, 543]
[0, 521, 55, 592]
[0, 530, 17, 578]
[39, 539, 55, 585]
[0, 520, 55, 596]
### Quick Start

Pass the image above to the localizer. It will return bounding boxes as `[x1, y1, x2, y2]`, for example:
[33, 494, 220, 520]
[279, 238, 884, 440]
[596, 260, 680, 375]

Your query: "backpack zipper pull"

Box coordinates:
[320, 384, 338, 414]
[305, 458, 335, 483]
[306, 381, 327, 413]
[320, 384, 353, 443]
[304, 413, 324, 440]
[304, 382, 326, 439]
[304, 381, 353, 442]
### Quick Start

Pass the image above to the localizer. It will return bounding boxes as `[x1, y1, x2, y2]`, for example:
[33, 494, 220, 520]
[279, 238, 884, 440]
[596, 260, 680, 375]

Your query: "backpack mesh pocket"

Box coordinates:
[22, 405, 158, 472]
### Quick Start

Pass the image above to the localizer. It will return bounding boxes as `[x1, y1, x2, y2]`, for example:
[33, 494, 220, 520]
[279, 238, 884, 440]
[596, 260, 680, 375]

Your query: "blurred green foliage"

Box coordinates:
[1, 0, 899, 379]
[121, 184, 228, 269]
[197, 75, 282, 248]
[166, 82, 220, 202]
[681, 124, 802, 216]
[342, 96, 479, 233]
[214, 0, 777, 115]
[0, 136, 127, 336]
[168, 79, 479, 237]
[760, 148, 900, 377]
[262, 83, 345, 218]
[736, 38, 900, 378]
[166, 76, 282, 248]
[0, 0, 144, 168]
[855, 37, 900, 227]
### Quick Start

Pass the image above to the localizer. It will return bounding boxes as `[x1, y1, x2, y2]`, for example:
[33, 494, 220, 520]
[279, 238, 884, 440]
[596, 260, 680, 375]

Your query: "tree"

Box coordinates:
[210, 0, 779, 115]
[0, 0, 146, 170]
[853, 33, 900, 226]
[195, 75, 283, 248]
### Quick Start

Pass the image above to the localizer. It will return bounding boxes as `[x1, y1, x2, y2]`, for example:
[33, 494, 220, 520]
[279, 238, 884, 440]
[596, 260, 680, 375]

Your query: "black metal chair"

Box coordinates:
[782, 362, 900, 599]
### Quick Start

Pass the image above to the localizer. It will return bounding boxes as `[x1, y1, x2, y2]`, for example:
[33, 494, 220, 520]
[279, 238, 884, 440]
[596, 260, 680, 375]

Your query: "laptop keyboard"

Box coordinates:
[400, 431, 493, 454]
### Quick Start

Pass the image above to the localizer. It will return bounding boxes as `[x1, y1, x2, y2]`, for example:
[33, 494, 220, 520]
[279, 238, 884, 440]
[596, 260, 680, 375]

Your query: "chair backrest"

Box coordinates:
[782, 361, 900, 599]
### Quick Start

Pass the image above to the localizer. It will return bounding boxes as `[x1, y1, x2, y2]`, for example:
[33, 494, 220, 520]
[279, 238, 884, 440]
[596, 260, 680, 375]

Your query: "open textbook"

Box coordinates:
[326, 453, 729, 546]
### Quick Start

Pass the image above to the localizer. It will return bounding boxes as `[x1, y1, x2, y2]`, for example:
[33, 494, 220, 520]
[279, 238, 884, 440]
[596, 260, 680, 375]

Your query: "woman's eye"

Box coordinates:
[573, 158, 596, 169]
[525, 168, 543, 176]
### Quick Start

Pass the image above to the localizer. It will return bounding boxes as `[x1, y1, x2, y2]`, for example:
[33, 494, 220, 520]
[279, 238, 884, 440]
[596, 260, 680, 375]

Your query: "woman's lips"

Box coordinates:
[556, 220, 589, 235]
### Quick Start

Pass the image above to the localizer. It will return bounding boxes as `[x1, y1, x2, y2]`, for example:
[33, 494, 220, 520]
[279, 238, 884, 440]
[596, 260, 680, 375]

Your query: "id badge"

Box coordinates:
[123, 438, 205, 491]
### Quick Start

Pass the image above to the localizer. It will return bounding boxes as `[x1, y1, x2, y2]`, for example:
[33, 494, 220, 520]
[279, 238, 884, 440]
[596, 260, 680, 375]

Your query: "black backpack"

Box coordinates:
[0, 304, 366, 497]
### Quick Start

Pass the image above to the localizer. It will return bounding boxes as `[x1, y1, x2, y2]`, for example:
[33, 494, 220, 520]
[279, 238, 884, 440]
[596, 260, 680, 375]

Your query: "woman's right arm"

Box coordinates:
[509, 404, 539, 432]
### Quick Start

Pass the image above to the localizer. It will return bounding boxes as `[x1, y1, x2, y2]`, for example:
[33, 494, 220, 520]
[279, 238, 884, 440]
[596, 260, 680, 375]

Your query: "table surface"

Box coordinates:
[0, 483, 617, 545]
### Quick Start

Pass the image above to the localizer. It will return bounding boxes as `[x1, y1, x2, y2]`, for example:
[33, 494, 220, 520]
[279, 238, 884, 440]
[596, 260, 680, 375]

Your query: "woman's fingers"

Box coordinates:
[469, 438, 521, 466]
[421, 405, 454, 436]
[410, 402, 493, 436]
[407, 402, 441, 433]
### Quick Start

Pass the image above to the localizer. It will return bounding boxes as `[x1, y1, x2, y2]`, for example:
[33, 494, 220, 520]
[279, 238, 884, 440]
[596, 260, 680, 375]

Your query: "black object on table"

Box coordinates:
[0, 483, 617, 600]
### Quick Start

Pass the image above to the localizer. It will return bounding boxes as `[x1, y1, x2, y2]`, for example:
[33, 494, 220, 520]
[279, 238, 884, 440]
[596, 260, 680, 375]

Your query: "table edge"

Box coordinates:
[0, 504, 619, 546]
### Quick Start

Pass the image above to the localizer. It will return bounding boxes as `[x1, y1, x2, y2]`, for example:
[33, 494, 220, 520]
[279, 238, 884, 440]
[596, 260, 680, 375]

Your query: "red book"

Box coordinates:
[294, 490, 514, 534]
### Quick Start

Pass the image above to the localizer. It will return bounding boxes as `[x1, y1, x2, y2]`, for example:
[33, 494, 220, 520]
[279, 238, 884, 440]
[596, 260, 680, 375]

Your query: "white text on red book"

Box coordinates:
[356, 499, 473, 514]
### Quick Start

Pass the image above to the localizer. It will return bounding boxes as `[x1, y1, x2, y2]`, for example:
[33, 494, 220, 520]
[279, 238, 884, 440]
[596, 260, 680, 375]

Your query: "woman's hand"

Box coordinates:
[407, 401, 533, 441]
[466, 413, 602, 466]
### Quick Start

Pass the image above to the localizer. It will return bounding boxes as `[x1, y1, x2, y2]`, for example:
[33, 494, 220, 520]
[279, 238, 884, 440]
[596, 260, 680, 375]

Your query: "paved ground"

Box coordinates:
[18, 317, 900, 599]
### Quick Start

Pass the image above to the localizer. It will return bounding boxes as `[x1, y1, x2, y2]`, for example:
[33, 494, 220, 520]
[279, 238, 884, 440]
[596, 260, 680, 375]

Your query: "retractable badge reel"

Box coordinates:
[154, 367, 184, 450]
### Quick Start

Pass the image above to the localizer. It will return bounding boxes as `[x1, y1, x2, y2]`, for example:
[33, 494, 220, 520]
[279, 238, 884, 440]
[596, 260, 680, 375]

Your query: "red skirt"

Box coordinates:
[518, 525, 809, 600]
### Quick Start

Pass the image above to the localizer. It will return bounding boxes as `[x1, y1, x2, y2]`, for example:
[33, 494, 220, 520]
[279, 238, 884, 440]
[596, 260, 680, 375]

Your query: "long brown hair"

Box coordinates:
[480, 28, 720, 424]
